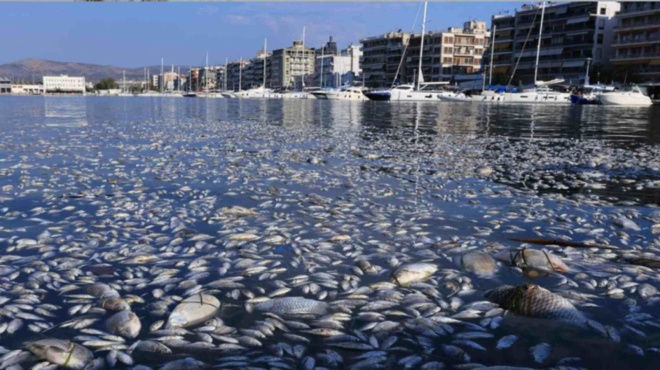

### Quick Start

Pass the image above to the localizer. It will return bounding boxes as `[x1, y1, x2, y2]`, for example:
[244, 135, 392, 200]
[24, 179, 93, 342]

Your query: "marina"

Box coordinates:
[0, 96, 659, 369]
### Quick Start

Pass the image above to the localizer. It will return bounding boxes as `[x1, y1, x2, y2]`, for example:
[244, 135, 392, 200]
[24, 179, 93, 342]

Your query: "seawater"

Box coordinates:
[0, 96, 659, 369]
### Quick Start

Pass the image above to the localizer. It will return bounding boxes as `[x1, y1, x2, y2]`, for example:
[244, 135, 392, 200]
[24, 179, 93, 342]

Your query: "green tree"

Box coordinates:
[94, 78, 119, 90]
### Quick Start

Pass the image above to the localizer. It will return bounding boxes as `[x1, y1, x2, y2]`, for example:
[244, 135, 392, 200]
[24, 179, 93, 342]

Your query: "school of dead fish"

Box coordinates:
[0, 99, 658, 369]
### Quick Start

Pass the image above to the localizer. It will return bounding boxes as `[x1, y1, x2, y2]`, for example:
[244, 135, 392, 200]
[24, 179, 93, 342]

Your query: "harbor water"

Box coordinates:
[0, 96, 659, 369]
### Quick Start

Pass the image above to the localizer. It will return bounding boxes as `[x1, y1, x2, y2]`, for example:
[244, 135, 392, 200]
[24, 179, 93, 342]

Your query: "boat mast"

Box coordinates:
[302, 26, 306, 90]
[239, 57, 243, 92]
[205, 52, 209, 93]
[224, 57, 228, 92]
[160, 58, 164, 94]
[534, 2, 545, 85]
[489, 25, 496, 86]
[320, 46, 324, 88]
[416, 1, 427, 91]
[263, 38, 267, 88]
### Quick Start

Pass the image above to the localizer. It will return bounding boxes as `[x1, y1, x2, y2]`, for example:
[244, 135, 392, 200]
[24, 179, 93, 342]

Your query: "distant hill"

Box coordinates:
[0, 59, 190, 83]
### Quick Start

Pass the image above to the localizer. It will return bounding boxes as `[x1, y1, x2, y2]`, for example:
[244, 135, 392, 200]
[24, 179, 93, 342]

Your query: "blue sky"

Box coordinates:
[1, 2, 524, 68]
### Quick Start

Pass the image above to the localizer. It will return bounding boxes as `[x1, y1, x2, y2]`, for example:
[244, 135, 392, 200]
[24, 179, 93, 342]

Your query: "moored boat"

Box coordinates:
[597, 85, 653, 106]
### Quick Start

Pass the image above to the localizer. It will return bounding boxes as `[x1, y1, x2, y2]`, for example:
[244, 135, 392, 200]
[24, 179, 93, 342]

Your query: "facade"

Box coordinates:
[611, 1, 660, 83]
[0, 77, 10, 93]
[243, 50, 272, 89]
[270, 41, 316, 89]
[43, 75, 86, 94]
[484, 1, 620, 85]
[225, 59, 251, 91]
[11, 84, 44, 95]
[313, 43, 363, 88]
[161, 72, 181, 91]
[360, 31, 412, 88]
[407, 20, 490, 84]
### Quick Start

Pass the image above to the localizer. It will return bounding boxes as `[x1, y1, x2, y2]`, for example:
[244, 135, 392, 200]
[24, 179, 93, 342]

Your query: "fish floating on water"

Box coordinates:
[391, 263, 438, 286]
[485, 284, 587, 327]
[26, 339, 93, 369]
[495, 248, 568, 273]
[166, 294, 221, 329]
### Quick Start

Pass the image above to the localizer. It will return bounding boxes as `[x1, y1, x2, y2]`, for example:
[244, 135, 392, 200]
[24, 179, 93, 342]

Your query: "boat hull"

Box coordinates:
[597, 93, 653, 106]
[570, 94, 599, 105]
[364, 91, 391, 101]
[472, 91, 571, 104]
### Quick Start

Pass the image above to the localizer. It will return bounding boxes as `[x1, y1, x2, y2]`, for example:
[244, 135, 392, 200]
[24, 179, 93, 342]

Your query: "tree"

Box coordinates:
[94, 78, 119, 90]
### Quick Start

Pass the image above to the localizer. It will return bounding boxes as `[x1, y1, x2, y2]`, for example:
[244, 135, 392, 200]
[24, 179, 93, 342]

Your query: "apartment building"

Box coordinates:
[313, 40, 362, 88]
[270, 41, 315, 89]
[611, 1, 660, 82]
[360, 31, 412, 88]
[485, 1, 620, 85]
[407, 20, 490, 84]
[225, 59, 251, 91]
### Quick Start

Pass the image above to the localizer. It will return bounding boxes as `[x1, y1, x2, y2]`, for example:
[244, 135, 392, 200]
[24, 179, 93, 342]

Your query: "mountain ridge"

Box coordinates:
[0, 59, 191, 83]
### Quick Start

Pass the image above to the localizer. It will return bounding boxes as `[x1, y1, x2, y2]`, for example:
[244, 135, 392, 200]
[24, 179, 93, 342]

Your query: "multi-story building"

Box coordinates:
[214, 67, 226, 91]
[270, 41, 316, 89]
[43, 75, 86, 94]
[161, 72, 181, 91]
[243, 49, 272, 89]
[225, 59, 251, 91]
[407, 20, 490, 84]
[484, 2, 620, 85]
[0, 77, 10, 93]
[611, 1, 660, 83]
[313, 42, 363, 88]
[360, 31, 412, 88]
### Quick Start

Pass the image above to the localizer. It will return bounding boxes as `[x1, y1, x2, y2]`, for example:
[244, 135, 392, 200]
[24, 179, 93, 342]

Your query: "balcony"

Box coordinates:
[613, 34, 660, 47]
[611, 51, 660, 62]
[615, 20, 660, 32]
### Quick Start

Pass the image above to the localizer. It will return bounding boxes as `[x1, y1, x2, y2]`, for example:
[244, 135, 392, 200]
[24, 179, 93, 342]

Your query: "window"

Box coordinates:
[600, 8, 606, 15]
[597, 34, 603, 44]
[599, 19, 605, 29]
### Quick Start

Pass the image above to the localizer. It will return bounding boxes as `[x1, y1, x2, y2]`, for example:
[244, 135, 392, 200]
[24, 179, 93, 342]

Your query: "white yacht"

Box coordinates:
[597, 85, 653, 106]
[472, 85, 571, 104]
[364, 3, 453, 102]
[234, 86, 280, 99]
[312, 87, 368, 101]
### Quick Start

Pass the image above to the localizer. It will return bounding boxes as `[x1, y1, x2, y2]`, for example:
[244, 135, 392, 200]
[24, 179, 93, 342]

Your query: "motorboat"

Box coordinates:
[597, 85, 653, 106]
[183, 92, 197, 98]
[569, 85, 614, 105]
[312, 86, 368, 101]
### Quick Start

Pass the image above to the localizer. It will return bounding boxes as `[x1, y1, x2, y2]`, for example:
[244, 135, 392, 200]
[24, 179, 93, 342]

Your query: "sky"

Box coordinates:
[0, 2, 525, 68]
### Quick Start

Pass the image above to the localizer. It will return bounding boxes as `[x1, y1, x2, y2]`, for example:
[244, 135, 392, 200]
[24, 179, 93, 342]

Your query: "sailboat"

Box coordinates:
[364, 2, 452, 102]
[236, 39, 280, 99]
[472, 2, 571, 104]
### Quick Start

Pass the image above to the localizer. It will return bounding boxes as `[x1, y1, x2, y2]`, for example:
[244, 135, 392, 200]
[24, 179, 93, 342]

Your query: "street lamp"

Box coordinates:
[585, 57, 592, 86]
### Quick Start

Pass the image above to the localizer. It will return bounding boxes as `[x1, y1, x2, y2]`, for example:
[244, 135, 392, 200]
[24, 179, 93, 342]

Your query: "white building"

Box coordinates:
[43, 75, 86, 94]
[0, 77, 11, 93]
[314, 44, 363, 88]
[11, 84, 44, 95]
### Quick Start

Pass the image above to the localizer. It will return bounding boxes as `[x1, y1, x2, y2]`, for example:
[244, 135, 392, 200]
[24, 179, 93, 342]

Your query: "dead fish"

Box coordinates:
[254, 297, 330, 318]
[619, 257, 660, 269]
[495, 248, 568, 273]
[391, 263, 437, 286]
[459, 251, 497, 276]
[106, 310, 141, 339]
[26, 339, 93, 369]
[485, 284, 587, 327]
[530, 342, 552, 364]
[166, 294, 221, 329]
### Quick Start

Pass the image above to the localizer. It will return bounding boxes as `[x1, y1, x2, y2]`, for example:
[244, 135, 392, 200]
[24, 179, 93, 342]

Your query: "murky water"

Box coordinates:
[0, 96, 659, 369]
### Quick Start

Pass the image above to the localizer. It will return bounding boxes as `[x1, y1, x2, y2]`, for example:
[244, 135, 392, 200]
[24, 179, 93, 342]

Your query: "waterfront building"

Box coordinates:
[360, 31, 412, 88]
[270, 41, 316, 90]
[407, 20, 490, 84]
[0, 77, 10, 93]
[611, 1, 660, 83]
[313, 38, 363, 88]
[360, 21, 489, 88]
[242, 49, 272, 89]
[43, 75, 86, 94]
[225, 59, 251, 91]
[485, 1, 620, 85]
[11, 84, 44, 95]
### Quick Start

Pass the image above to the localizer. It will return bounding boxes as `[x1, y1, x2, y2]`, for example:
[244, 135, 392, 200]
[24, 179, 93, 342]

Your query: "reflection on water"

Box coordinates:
[44, 96, 88, 127]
